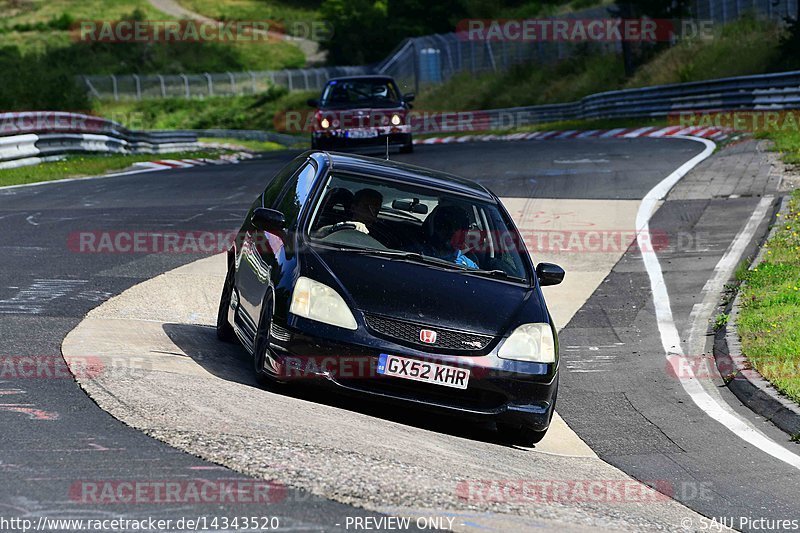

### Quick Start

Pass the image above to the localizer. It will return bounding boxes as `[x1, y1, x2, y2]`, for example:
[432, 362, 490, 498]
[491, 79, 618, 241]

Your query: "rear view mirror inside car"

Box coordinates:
[392, 199, 428, 214]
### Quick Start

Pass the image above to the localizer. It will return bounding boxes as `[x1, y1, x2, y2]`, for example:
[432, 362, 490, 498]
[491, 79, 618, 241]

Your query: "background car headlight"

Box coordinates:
[498, 323, 556, 363]
[289, 276, 357, 330]
[320, 117, 330, 129]
[391, 114, 402, 126]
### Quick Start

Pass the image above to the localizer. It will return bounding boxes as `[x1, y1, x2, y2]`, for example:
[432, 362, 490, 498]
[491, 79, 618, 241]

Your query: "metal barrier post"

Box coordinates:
[205, 73, 214, 96]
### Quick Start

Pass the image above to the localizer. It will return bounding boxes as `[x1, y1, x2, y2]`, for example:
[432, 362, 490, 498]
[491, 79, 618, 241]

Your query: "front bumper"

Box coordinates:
[312, 127, 412, 151]
[263, 317, 558, 431]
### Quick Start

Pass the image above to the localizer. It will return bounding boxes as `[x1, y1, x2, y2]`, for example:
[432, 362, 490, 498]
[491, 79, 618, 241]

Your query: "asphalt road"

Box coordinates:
[2, 138, 794, 531]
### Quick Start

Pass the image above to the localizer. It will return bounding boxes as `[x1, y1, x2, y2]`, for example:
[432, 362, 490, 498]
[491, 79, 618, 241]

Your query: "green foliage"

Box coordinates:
[92, 86, 316, 131]
[0, 46, 88, 110]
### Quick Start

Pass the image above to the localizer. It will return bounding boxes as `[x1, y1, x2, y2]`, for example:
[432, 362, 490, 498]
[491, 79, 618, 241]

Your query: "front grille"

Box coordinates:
[365, 314, 493, 352]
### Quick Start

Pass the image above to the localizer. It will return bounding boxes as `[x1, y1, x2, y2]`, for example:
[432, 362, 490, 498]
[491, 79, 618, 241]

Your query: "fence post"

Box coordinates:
[249, 71, 257, 94]
[205, 72, 214, 96]
[485, 41, 497, 72]
[158, 75, 166, 98]
[227, 72, 237, 95]
[110, 74, 118, 102]
[470, 40, 476, 74]
[133, 74, 141, 100]
[285, 69, 293, 91]
[412, 39, 420, 94]
[302, 69, 309, 90]
[180, 74, 190, 98]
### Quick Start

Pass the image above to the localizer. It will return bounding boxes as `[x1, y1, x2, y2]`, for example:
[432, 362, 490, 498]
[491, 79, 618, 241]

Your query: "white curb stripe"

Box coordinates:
[637, 135, 800, 470]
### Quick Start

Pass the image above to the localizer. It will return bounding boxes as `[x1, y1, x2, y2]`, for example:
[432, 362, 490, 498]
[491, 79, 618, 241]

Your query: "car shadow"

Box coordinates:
[162, 322, 529, 449]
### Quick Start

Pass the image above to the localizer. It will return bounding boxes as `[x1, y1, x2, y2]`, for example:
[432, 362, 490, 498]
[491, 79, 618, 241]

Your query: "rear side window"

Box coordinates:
[275, 161, 317, 229]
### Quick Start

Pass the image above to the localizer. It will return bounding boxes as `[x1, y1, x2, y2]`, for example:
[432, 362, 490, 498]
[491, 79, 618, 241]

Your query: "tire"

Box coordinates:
[399, 139, 414, 153]
[252, 293, 279, 387]
[311, 136, 318, 149]
[216, 257, 236, 342]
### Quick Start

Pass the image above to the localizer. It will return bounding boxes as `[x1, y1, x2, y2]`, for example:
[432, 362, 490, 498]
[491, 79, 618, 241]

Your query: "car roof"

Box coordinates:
[308, 151, 495, 202]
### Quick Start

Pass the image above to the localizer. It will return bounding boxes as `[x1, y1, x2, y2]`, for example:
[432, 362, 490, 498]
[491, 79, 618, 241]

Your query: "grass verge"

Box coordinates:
[93, 87, 316, 130]
[198, 137, 286, 151]
[0, 150, 222, 187]
[759, 128, 800, 165]
[736, 190, 800, 404]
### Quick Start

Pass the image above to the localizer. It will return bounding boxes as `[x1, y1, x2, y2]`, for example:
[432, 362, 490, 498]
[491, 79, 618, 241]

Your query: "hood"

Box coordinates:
[307, 248, 542, 336]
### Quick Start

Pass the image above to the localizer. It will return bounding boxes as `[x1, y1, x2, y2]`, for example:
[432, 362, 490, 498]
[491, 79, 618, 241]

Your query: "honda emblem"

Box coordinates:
[419, 329, 437, 344]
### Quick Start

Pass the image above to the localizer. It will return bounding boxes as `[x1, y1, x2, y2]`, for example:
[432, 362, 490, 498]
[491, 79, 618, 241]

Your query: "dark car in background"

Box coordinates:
[308, 76, 414, 153]
[217, 151, 565, 444]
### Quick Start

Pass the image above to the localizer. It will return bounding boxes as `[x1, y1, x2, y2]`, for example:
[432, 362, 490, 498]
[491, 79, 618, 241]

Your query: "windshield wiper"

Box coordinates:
[333, 247, 528, 281]
[466, 269, 527, 282]
[343, 248, 467, 269]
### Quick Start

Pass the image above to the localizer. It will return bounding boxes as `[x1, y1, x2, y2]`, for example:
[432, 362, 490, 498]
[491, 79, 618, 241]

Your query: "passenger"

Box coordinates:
[422, 205, 478, 269]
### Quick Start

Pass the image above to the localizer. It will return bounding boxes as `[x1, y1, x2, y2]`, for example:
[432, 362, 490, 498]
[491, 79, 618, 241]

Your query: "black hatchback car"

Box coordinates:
[217, 151, 564, 444]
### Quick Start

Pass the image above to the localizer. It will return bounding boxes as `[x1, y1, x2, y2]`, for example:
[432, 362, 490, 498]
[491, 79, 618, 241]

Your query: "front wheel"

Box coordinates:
[253, 293, 281, 387]
[216, 258, 236, 342]
[399, 139, 414, 153]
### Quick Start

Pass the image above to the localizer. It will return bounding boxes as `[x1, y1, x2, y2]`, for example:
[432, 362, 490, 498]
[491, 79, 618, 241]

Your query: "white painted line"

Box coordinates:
[576, 130, 600, 138]
[637, 135, 800, 469]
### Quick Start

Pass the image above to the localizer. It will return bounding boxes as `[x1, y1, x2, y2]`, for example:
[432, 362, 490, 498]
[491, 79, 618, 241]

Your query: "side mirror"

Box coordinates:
[403, 92, 415, 103]
[536, 263, 565, 286]
[307, 98, 319, 107]
[251, 208, 286, 234]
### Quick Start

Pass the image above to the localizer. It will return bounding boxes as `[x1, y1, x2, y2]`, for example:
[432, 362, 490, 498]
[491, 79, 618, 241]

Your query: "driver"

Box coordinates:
[318, 188, 383, 236]
[422, 205, 478, 269]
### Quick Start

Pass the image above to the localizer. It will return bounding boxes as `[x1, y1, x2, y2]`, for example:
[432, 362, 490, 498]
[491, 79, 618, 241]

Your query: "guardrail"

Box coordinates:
[412, 69, 800, 132]
[0, 112, 198, 170]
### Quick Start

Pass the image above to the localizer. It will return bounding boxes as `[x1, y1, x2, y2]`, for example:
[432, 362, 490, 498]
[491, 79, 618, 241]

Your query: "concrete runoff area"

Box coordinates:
[63, 196, 706, 532]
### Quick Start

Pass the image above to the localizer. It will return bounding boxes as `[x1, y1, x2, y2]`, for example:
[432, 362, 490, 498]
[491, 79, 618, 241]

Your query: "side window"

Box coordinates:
[263, 157, 305, 207]
[275, 162, 317, 229]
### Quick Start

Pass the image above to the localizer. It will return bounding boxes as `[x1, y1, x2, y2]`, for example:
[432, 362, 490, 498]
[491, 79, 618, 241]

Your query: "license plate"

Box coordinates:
[377, 354, 470, 389]
[346, 129, 378, 139]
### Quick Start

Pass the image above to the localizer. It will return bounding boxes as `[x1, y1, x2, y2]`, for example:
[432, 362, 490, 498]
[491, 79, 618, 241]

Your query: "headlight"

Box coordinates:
[498, 323, 556, 363]
[289, 277, 357, 330]
[391, 114, 402, 126]
[320, 117, 330, 129]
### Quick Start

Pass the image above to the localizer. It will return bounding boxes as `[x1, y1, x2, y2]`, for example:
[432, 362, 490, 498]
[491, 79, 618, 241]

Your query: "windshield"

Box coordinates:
[320, 79, 401, 108]
[308, 173, 530, 281]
